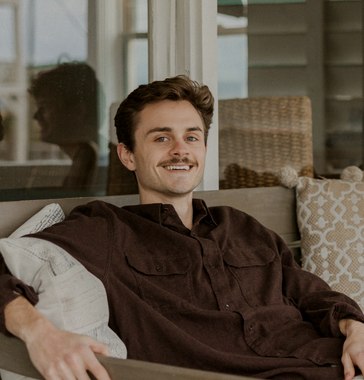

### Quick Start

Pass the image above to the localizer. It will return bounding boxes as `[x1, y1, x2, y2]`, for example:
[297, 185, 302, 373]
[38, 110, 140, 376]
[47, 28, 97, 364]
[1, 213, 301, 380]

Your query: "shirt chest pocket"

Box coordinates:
[222, 246, 284, 307]
[126, 252, 193, 310]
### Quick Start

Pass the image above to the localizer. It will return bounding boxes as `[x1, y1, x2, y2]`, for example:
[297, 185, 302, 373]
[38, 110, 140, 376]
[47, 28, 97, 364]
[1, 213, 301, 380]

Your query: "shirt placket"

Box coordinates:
[191, 233, 235, 312]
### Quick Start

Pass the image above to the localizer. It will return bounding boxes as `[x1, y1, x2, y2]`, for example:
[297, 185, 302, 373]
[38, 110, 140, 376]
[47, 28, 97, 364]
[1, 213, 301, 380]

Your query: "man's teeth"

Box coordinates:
[165, 165, 190, 170]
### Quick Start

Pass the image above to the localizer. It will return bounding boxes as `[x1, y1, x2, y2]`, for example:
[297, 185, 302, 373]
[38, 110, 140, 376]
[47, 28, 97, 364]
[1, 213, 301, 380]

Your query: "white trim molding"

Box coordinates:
[148, 0, 219, 191]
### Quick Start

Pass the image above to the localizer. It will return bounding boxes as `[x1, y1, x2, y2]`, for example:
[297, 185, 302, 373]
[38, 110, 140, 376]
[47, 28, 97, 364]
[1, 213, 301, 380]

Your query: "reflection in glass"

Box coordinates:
[0, 113, 4, 142]
[0, 0, 148, 202]
[29, 62, 99, 192]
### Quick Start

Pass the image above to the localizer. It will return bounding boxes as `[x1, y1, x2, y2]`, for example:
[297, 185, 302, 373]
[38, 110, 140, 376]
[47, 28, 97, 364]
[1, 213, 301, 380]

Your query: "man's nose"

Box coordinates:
[171, 139, 189, 156]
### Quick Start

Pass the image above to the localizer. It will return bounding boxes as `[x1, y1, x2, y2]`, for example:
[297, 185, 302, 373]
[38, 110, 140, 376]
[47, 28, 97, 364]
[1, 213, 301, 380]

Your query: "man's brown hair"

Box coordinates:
[114, 75, 214, 152]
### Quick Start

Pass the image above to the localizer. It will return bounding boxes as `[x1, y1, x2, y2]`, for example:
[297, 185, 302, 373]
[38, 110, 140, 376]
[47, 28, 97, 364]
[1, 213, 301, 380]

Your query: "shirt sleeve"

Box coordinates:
[27, 201, 112, 282]
[276, 232, 364, 337]
[0, 255, 39, 335]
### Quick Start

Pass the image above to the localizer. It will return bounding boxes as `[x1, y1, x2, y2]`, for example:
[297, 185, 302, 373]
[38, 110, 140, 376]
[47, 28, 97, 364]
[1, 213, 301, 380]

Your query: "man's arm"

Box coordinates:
[5, 296, 111, 380]
[339, 319, 364, 380]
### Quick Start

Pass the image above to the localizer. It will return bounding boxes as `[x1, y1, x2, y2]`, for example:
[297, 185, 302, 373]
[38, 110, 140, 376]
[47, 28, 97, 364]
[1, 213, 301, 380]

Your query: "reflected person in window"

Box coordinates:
[0, 113, 4, 141]
[29, 62, 99, 192]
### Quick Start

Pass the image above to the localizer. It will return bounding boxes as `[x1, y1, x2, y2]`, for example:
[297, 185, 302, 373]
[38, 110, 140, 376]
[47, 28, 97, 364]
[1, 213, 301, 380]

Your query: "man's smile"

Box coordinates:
[164, 165, 192, 171]
[159, 157, 197, 172]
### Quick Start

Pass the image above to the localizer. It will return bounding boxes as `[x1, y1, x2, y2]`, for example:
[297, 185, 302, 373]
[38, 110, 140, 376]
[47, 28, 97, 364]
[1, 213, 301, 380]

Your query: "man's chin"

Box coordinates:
[40, 129, 51, 142]
[40, 131, 59, 145]
[166, 189, 194, 198]
[165, 182, 200, 197]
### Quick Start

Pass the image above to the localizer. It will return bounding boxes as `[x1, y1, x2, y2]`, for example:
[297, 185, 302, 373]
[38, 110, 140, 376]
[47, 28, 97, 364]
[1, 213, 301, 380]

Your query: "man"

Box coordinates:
[1, 76, 364, 380]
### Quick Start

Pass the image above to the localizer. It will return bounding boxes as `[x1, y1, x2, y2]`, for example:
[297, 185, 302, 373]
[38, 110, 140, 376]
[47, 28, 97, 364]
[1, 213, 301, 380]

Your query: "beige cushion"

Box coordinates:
[297, 177, 364, 310]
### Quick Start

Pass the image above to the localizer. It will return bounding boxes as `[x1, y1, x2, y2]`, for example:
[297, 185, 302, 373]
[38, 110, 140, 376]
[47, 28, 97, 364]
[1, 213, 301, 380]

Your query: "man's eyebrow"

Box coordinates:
[186, 126, 204, 133]
[146, 127, 172, 135]
[146, 126, 203, 135]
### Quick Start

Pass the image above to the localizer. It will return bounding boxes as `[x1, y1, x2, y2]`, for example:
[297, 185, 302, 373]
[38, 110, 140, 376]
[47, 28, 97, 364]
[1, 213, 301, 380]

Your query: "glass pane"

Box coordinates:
[217, 11, 248, 99]
[0, 0, 147, 201]
[217, 8, 249, 188]
[29, 0, 87, 66]
[218, 0, 363, 187]
[218, 34, 248, 99]
[135, 38, 149, 86]
[136, 0, 148, 33]
[0, 5, 16, 62]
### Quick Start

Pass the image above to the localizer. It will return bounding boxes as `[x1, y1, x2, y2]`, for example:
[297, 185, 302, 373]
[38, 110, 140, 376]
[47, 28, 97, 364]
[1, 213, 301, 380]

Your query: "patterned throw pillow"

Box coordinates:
[297, 177, 364, 310]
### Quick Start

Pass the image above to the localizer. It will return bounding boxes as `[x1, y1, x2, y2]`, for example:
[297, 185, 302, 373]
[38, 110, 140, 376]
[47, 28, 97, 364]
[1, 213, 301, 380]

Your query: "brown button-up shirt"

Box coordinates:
[1, 199, 364, 379]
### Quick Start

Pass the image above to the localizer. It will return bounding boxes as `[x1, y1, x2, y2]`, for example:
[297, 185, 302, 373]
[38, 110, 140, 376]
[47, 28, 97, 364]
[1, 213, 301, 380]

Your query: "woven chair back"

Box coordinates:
[219, 96, 314, 189]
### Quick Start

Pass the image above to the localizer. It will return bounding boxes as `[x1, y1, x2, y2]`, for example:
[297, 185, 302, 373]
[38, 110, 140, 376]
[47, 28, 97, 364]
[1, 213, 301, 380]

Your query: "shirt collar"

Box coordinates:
[192, 198, 217, 227]
[122, 199, 217, 228]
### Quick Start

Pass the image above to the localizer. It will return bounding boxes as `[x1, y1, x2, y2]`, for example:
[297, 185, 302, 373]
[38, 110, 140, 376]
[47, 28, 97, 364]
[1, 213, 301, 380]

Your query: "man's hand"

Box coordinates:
[340, 318, 364, 380]
[5, 296, 111, 380]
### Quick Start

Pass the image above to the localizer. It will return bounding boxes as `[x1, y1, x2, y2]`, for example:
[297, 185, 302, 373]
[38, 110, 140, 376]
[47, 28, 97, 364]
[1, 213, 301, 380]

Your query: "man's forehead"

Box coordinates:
[141, 99, 198, 114]
[146, 126, 204, 135]
[136, 100, 204, 133]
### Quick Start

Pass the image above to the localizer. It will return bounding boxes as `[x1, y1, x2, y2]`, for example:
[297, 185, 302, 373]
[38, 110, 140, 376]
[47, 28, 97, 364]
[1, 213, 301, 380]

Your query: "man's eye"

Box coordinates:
[156, 137, 168, 142]
[186, 136, 197, 141]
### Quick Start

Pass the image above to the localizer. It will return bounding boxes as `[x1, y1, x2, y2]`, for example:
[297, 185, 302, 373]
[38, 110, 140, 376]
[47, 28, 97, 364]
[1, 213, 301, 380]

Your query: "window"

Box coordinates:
[0, 0, 148, 201]
[218, 0, 364, 191]
[217, 4, 248, 99]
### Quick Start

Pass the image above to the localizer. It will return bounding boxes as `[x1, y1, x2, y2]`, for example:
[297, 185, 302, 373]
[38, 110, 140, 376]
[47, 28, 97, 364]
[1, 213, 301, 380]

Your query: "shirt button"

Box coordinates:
[162, 207, 169, 213]
[249, 325, 253, 331]
[156, 265, 163, 272]
[225, 305, 230, 310]
[209, 263, 216, 269]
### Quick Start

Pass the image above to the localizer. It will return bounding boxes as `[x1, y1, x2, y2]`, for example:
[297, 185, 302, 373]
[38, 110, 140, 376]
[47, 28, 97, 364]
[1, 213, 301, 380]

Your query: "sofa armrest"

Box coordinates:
[0, 333, 42, 379]
[0, 333, 256, 380]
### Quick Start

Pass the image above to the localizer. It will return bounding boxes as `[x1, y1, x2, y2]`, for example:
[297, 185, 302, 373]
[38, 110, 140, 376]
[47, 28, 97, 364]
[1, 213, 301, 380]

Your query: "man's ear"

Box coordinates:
[117, 143, 136, 171]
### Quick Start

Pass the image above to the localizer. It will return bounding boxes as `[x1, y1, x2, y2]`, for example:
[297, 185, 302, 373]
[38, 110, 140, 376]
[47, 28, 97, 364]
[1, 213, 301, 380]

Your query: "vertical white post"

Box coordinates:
[89, 0, 124, 157]
[148, 0, 219, 190]
[7, 0, 28, 162]
[307, 0, 325, 174]
[148, 0, 176, 80]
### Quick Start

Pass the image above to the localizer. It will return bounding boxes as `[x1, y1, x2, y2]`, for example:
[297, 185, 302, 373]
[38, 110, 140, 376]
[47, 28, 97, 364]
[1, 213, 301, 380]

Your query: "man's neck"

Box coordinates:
[139, 192, 194, 230]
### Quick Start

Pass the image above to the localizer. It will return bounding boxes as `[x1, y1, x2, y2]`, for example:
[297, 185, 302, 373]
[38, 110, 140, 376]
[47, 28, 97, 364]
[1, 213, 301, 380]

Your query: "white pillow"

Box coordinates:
[0, 205, 127, 380]
[9, 203, 65, 238]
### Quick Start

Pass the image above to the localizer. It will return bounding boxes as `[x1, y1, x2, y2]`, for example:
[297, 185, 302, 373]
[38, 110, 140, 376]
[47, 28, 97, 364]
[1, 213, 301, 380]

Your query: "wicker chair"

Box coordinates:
[219, 96, 314, 189]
